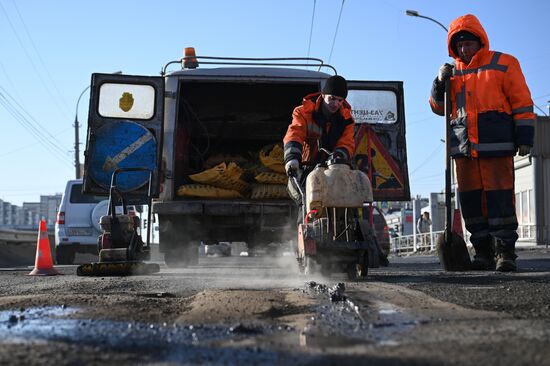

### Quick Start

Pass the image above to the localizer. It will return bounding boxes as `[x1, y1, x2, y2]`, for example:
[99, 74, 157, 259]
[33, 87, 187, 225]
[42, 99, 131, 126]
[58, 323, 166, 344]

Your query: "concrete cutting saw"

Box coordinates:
[291, 156, 385, 280]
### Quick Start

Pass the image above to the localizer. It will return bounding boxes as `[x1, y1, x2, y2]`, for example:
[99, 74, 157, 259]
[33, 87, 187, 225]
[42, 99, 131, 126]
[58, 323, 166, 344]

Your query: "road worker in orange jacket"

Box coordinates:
[430, 14, 535, 271]
[283, 75, 355, 210]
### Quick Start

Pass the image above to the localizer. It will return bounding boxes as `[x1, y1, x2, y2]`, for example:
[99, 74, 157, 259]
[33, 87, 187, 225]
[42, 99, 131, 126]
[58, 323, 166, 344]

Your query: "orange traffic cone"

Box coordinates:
[28, 220, 62, 276]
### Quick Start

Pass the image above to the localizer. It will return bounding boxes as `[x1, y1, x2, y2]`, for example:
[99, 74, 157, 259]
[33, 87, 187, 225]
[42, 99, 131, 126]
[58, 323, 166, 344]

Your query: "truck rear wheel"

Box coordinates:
[164, 244, 199, 268]
[56, 246, 75, 265]
[158, 215, 200, 268]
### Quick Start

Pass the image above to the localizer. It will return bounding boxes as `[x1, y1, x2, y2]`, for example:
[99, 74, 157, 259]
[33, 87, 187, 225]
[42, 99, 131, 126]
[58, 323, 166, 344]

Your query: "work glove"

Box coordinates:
[437, 63, 454, 83]
[285, 159, 300, 177]
[518, 145, 531, 156]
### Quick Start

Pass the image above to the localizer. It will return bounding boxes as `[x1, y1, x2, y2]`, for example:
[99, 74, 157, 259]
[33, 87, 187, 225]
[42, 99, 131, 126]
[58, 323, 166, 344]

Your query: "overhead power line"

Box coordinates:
[306, 0, 317, 61]
[0, 86, 72, 167]
[0, 1, 71, 118]
[10, 0, 72, 115]
[328, 0, 345, 64]
[409, 142, 445, 176]
[0, 85, 67, 150]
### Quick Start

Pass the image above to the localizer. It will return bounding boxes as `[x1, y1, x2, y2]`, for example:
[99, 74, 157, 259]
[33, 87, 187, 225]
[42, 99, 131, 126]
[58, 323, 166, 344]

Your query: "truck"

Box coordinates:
[82, 49, 410, 267]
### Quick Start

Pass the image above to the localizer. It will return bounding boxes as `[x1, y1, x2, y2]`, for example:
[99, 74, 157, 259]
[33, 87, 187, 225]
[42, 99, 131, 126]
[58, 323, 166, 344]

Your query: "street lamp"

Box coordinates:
[74, 85, 90, 179]
[406, 10, 460, 210]
[74, 71, 122, 179]
[405, 10, 448, 32]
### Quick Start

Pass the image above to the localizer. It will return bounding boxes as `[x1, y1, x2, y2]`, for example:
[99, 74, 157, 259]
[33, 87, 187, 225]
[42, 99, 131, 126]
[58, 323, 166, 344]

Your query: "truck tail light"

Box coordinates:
[383, 225, 389, 239]
[57, 212, 65, 225]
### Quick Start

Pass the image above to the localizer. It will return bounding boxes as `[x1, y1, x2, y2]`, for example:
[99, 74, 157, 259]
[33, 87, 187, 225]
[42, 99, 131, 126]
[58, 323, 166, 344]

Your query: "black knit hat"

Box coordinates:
[451, 31, 481, 54]
[322, 75, 348, 99]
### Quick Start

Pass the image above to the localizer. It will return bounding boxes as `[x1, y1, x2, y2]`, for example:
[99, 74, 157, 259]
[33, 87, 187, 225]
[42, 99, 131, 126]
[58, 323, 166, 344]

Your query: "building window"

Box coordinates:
[516, 189, 535, 239]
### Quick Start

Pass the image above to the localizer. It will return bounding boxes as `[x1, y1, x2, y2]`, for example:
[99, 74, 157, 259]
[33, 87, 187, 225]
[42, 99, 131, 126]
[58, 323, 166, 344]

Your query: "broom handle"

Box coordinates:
[444, 79, 452, 237]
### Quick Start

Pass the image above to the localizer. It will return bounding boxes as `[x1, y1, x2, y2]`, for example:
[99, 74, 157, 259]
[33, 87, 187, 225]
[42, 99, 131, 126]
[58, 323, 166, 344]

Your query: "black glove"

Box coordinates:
[518, 145, 531, 156]
[285, 159, 299, 177]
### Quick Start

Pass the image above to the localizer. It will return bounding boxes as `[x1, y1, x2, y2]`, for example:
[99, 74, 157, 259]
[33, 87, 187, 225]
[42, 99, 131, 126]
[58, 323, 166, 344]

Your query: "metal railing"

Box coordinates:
[390, 231, 444, 255]
[518, 224, 536, 240]
[391, 225, 538, 254]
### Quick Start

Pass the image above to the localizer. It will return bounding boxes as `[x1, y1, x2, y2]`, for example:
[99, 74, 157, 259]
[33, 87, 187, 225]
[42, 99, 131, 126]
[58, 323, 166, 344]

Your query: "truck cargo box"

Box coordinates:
[82, 55, 409, 267]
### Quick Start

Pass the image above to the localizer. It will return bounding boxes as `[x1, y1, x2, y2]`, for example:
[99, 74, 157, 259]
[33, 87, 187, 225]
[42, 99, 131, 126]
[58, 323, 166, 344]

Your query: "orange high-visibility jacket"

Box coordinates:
[429, 14, 535, 158]
[283, 92, 355, 164]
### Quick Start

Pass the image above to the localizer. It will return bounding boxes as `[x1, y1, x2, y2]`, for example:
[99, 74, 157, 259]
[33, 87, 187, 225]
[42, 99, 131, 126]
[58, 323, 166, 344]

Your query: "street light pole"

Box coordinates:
[74, 71, 122, 179]
[406, 10, 461, 210]
[74, 85, 91, 179]
[405, 10, 448, 32]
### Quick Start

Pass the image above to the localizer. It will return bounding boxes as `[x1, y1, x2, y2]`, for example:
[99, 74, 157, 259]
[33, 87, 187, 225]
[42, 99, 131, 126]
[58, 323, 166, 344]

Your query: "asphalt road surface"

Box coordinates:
[1, 246, 550, 365]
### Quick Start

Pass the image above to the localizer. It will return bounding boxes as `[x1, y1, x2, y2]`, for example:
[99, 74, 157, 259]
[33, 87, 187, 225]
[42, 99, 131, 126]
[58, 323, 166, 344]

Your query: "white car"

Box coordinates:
[54, 179, 108, 264]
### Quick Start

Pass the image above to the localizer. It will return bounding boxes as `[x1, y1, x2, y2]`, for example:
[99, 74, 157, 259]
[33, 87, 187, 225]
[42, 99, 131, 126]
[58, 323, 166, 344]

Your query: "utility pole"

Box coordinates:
[74, 85, 91, 179]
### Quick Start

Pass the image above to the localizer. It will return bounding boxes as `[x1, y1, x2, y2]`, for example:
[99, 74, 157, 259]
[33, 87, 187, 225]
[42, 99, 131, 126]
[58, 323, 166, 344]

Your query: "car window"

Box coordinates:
[70, 184, 105, 204]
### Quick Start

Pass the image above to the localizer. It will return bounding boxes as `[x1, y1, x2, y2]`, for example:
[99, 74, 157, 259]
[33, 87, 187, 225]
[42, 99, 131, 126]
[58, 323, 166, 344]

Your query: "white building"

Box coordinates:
[515, 115, 550, 245]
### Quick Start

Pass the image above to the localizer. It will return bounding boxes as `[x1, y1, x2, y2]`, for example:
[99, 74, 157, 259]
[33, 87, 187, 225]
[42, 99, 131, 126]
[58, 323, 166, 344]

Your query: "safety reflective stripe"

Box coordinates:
[514, 119, 535, 127]
[469, 230, 490, 239]
[464, 216, 487, 225]
[284, 141, 302, 159]
[307, 121, 322, 136]
[488, 216, 518, 226]
[454, 52, 508, 76]
[472, 142, 515, 152]
[456, 85, 466, 117]
[512, 105, 534, 114]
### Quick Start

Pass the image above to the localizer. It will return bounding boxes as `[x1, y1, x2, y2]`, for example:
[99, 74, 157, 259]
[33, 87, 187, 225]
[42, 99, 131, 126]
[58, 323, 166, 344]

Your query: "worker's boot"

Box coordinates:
[471, 239, 496, 271]
[495, 239, 517, 272]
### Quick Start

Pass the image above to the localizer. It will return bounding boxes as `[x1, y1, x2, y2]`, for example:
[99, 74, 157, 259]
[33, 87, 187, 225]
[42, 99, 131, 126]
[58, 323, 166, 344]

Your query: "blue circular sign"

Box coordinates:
[88, 121, 157, 192]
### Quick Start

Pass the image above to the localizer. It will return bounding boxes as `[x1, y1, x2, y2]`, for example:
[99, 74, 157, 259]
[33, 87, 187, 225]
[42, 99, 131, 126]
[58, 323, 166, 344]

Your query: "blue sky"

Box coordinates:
[0, 0, 548, 206]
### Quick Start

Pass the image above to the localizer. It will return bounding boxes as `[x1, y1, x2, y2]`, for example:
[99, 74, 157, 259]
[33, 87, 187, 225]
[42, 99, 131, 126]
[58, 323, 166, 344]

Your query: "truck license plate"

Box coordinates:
[67, 228, 93, 236]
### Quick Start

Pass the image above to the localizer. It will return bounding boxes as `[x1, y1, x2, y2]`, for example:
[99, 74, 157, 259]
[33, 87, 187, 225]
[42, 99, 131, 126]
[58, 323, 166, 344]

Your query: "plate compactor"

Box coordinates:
[291, 157, 383, 280]
[77, 168, 160, 276]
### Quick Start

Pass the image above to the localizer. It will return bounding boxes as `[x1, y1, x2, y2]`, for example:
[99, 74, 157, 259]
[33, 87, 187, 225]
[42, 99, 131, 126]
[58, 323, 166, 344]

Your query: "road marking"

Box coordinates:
[102, 133, 153, 171]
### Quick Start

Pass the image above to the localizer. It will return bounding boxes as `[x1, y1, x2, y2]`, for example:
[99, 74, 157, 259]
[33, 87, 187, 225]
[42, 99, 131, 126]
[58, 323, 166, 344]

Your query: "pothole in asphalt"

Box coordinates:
[0, 306, 307, 364]
[303, 281, 418, 346]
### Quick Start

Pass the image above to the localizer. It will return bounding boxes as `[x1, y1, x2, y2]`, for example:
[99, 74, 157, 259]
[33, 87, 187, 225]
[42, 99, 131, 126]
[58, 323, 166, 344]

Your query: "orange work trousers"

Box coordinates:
[454, 156, 518, 252]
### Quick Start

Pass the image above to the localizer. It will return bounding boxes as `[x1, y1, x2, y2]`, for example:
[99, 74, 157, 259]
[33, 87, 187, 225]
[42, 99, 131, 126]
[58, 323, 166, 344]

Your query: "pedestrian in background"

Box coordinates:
[417, 212, 432, 234]
[429, 14, 535, 272]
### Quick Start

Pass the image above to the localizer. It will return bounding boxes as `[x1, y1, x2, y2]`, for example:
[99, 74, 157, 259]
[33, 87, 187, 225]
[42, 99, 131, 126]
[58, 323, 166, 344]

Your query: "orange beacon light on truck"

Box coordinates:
[183, 47, 198, 69]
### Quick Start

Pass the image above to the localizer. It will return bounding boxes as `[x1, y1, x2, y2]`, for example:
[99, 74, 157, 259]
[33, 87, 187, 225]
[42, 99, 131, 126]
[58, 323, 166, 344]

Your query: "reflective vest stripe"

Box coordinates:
[284, 141, 302, 161]
[464, 216, 487, 225]
[455, 85, 466, 117]
[488, 216, 518, 226]
[469, 229, 490, 240]
[454, 52, 508, 76]
[472, 142, 515, 152]
[308, 122, 322, 136]
[515, 119, 535, 127]
[512, 106, 534, 114]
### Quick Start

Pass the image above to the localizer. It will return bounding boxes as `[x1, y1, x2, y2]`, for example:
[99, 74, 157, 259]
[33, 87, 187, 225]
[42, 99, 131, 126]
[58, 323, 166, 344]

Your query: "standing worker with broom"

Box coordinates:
[429, 14, 535, 272]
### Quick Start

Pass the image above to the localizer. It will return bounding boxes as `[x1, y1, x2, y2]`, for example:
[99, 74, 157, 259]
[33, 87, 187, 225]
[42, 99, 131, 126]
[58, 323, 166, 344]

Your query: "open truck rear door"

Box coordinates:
[348, 81, 410, 201]
[82, 73, 164, 202]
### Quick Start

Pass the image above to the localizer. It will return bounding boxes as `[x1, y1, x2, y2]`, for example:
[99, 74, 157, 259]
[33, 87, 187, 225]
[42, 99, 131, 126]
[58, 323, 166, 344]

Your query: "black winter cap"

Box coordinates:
[451, 31, 481, 54]
[322, 75, 348, 99]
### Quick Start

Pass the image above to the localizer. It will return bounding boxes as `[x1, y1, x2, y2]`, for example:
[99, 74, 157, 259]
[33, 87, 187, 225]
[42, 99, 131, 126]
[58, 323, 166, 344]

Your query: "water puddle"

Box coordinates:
[304, 281, 418, 347]
[0, 306, 305, 364]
